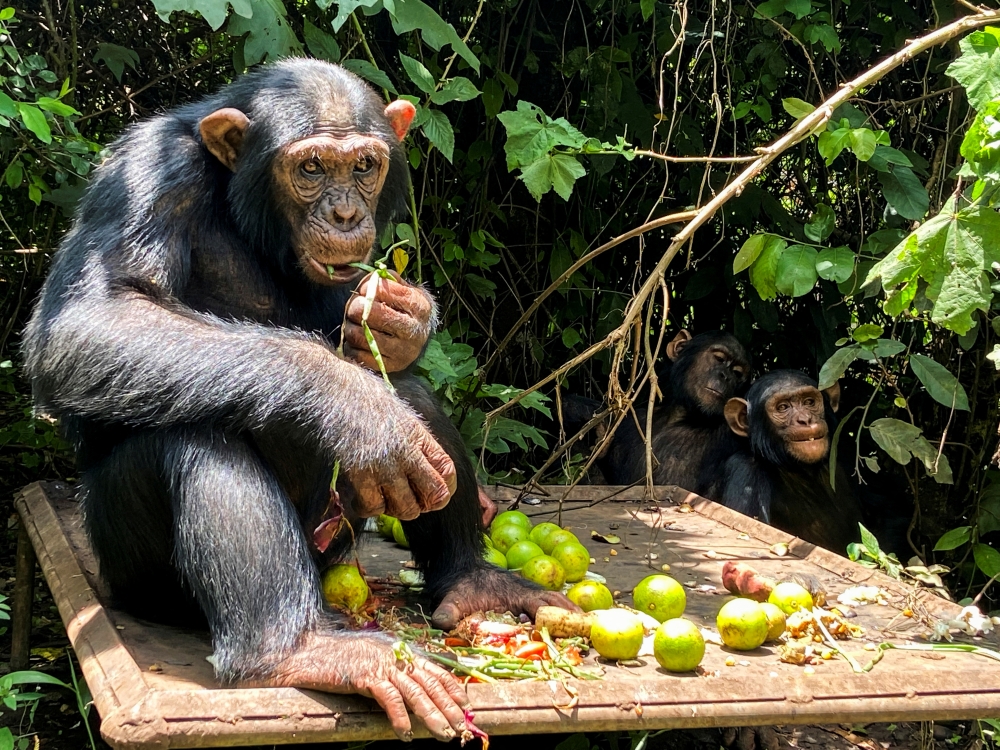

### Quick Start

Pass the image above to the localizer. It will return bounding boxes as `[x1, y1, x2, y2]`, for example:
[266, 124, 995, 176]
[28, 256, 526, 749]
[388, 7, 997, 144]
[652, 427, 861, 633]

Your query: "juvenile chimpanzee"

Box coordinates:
[24, 59, 571, 740]
[721, 370, 864, 554]
[600, 329, 750, 496]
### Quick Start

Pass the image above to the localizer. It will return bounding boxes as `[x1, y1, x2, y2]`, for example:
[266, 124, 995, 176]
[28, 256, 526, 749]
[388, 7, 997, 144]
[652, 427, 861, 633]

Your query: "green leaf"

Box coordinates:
[303, 19, 341, 62]
[733, 233, 772, 273]
[909, 354, 970, 411]
[867, 145, 913, 172]
[878, 166, 929, 221]
[0, 727, 11, 750]
[226, 0, 301, 65]
[804, 204, 835, 243]
[872, 338, 906, 357]
[748, 237, 787, 300]
[816, 246, 854, 283]
[852, 324, 884, 342]
[16, 103, 50, 143]
[934, 526, 971, 551]
[497, 101, 586, 169]
[561, 328, 581, 348]
[93, 42, 139, 81]
[36, 97, 78, 117]
[519, 152, 587, 201]
[818, 346, 859, 390]
[152, 0, 252, 29]
[399, 53, 436, 94]
[785, 0, 812, 18]
[775, 244, 819, 296]
[860, 523, 882, 558]
[0, 7, 14, 20]
[869, 418, 923, 465]
[482, 79, 503, 118]
[420, 108, 454, 162]
[389, 0, 480, 72]
[849, 128, 878, 161]
[0, 92, 15, 119]
[817, 127, 851, 165]
[430, 77, 481, 105]
[4, 161, 22, 189]
[3, 671, 70, 688]
[974, 543, 1000, 578]
[341, 59, 397, 94]
[465, 273, 496, 299]
[804, 22, 841, 53]
[328, 0, 381, 28]
[417, 337, 459, 379]
[640, 0, 654, 21]
[782, 97, 815, 120]
[946, 27, 1000, 111]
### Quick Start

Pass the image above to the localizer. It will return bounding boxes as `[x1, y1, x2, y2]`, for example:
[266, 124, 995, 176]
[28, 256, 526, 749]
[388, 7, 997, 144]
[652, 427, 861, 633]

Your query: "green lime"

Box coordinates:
[491, 523, 529, 554]
[760, 602, 787, 641]
[392, 519, 409, 548]
[491, 510, 532, 532]
[551, 540, 591, 582]
[632, 575, 686, 622]
[375, 515, 396, 539]
[321, 564, 369, 613]
[653, 618, 705, 672]
[590, 609, 644, 660]
[716, 598, 768, 651]
[506, 540, 544, 570]
[484, 546, 508, 569]
[768, 582, 814, 615]
[529, 522, 563, 549]
[566, 580, 614, 612]
[520, 555, 566, 591]
[540, 528, 577, 555]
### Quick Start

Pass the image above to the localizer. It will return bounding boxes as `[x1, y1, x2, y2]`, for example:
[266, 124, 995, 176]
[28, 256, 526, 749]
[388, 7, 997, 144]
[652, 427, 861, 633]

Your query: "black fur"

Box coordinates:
[720, 370, 865, 555]
[23, 59, 489, 683]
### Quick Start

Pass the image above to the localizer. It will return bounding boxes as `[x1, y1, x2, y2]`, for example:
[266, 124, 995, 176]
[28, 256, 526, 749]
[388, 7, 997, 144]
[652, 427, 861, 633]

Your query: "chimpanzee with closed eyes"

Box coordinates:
[23, 59, 572, 740]
[721, 370, 864, 554]
[600, 329, 751, 497]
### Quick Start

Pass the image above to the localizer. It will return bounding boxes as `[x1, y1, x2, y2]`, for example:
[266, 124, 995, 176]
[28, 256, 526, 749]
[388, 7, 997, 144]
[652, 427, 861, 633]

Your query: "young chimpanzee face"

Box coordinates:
[666, 330, 750, 416]
[763, 384, 828, 463]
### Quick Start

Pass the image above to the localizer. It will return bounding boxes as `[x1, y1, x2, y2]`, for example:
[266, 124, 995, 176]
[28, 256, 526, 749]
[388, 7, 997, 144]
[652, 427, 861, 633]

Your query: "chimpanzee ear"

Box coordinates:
[384, 100, 417, 140]
[199, 108, 250, 171]
[724, 398, 750, 437]
[665, 329, 693, 361]
[823, 381, 841, 413]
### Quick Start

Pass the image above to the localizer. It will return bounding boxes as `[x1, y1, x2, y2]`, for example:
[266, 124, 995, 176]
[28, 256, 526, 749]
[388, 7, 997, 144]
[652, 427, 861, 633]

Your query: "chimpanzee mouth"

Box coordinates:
[307, 257, 363, 284]
[704, 386, 723, 397]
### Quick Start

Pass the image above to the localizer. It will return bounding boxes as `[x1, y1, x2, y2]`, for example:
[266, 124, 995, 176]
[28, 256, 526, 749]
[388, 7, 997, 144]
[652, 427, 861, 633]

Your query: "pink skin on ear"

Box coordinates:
[384, 100, 416, 140]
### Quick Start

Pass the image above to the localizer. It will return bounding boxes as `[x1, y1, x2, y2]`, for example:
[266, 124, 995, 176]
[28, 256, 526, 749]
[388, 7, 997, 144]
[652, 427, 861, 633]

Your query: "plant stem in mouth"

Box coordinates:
[326, 264, 336, 280]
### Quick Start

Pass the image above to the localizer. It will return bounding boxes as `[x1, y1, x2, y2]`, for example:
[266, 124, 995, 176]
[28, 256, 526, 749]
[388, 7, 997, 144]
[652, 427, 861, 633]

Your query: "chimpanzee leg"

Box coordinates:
[390, 374, 577, 629]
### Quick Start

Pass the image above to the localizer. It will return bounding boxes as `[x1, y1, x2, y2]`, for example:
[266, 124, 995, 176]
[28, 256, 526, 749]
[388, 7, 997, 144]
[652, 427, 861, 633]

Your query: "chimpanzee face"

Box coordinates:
[764, 385, 828, 464]
[694, 345, 749, 414]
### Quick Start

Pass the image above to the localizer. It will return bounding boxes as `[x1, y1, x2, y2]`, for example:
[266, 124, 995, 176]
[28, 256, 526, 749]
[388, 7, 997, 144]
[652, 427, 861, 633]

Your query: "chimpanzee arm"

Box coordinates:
[721, 454, 772, 523]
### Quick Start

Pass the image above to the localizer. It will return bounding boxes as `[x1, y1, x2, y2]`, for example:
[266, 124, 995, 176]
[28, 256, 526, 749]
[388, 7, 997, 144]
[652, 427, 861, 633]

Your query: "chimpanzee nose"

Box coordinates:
[332, 203, 358, 228]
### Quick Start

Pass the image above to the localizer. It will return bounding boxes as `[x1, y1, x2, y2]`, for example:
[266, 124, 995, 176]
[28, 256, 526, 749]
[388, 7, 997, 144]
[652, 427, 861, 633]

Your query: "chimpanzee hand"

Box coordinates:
[343, 271, 436, 373]
[271, 631, 469, 741]
[431, 567, 581, 630]
[350, 417, 457, 521]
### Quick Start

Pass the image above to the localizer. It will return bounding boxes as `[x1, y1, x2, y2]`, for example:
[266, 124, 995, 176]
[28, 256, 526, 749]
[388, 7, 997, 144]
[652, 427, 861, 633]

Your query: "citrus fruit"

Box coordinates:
[392, 519, 409, 548]
[653, 618, 705, 672]
[321, 564, 369, 612]
[520, 555, 566, 590]
[483, 533, 495, 549]
[632, 575, 686, 622]
[484, 546, 508, 569]
[768, 582, 814, 614]
[540, 528, 577, 554]
[590, 609, 644, 660]
[760, 602, 787, 641]
[375, 515, 396, 539]
[566, 580, 615, 611]
[716, 598, 768, 651]
[551, 540, 590, 582]
[491, 522, 529, 554]
[529, 521, 563, 548]
[491, 510, 532, 531]
[506, 540, 544, 570]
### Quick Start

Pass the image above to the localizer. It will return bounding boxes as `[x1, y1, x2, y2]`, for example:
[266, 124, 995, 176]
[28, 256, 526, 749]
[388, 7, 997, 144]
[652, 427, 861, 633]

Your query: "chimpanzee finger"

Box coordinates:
[380, 474, 421, 521]
[365, 678, 415, 740]
[430, 593, 465, 631]
[350, 470, 386, 518]
[406, 661, 468, 735]
[346, 297, 424, 340]
[342, 318, 419, 374]
[535, 591, 582, 614]
[413, 657, 471, 710]
[406, 451, 452, 513]
[388, 669, 457, 741]
[357, 271, 434, 321]
[414, 428, 457, 499]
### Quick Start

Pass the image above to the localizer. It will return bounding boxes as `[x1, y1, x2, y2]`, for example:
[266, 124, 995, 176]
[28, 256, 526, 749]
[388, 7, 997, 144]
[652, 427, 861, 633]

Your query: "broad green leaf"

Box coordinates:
[974, 543, 1000, 578]
[775, 244, 819, 296]
[849, 128, 878, 161]
[878, 166, 929, 220]
[640, 0, 654, 21]
[93, 42, 139, 81]
[421, 108, 454, 162]
[872, 338, 906, 357]
[0, 727, 11, 750]
[785, 0, 812, 18]
[909, 354, 970, 411]
[303, 19, 341, 62]
[327, 0, 381, 27]
[733, 233, 772, 273]
[430, 77, 481, 105]
[227, 0, 300, 65]
[804, 203, 835, 242]
[152, 0, 252, 29]
[36, 97, 78, 117]
[870, 417, 953, 483]
[519, 152, 587, 201]
[482, 79, 504, 117]
[399, 53, 436, 94]
[341, 59, 397, 94]
[417, 338, 459, 379]
[946, 27, 1000, 111]
[750, 97, 772, 123]
[804, 22, 841, 53]
[818, 346, 859, 390]
[464, 273, 496, 299]
[479, 384, 552, 418]
[498, 101, 586, 169]
[867, 145, 913, 172]
[934, 525, 971, 551]
[0, 92, 15, 119]
[748, 237, 786, 300]
[4, 161, 22, 189]
[782, 97, 815, 120]
[3, 671, 70, 688]
[0, 7, 14, 20]
[816, 246, 854, 282]
[817, 127, 851, 165]
[852, 324, 883, 342]
[562, 327, 581, 347]
[16, 103, 50, 143]
[860, 523, 881, 558]
[389, 0, 480, 72]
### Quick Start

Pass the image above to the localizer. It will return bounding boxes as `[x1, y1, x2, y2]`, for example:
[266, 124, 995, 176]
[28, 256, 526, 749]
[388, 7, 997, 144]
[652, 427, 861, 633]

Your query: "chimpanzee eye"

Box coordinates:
[300, 159, 322, 176]
[732, 366, 745, 376]
[777, 402, 789, 412]
[355, 156, 375, 174]
[714, 352, 727, 363]
[804, 398, 815, 406]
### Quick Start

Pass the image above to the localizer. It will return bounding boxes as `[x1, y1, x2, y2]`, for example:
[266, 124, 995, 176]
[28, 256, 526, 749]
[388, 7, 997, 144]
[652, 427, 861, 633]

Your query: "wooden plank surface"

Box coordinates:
[15, 481, 1000, 749]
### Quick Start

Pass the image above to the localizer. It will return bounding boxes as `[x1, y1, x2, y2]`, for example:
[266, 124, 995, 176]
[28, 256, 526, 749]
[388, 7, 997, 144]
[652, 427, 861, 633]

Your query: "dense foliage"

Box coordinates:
[4, 0, 1000, 607]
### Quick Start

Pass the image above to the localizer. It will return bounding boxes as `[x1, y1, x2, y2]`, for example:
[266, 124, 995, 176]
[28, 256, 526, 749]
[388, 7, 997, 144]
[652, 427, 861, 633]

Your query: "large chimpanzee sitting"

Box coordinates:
[24, 59, 571, 740]
[720, 370, 864, 554]
[600, 329, 750, 496]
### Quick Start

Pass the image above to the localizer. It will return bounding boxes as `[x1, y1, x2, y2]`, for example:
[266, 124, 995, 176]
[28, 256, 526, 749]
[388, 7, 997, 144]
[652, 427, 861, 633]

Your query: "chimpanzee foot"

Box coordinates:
[431, 567, 581, 630]
[722, 726, 780, 750]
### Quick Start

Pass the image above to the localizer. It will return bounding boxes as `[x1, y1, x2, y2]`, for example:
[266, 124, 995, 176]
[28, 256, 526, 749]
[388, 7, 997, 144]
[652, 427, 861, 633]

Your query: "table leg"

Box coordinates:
[11, 515, 37, 670]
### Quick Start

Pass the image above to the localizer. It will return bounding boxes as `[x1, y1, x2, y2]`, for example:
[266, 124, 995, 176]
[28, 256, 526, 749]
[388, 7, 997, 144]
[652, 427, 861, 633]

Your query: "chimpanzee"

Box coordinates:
[23, 59, 572, 740]
[720, 370, 864, 554]
[600, 329, 751, 496]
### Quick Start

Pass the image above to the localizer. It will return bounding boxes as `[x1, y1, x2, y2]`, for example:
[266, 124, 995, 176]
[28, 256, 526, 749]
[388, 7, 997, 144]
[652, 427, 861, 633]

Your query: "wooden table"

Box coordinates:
[12, 481, 1000, 748]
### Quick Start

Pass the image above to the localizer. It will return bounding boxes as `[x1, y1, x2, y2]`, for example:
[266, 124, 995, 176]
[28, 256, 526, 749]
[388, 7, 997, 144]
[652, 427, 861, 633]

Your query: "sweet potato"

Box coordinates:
[721, 561, 777, 601]
[534, 606, 595, 638]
